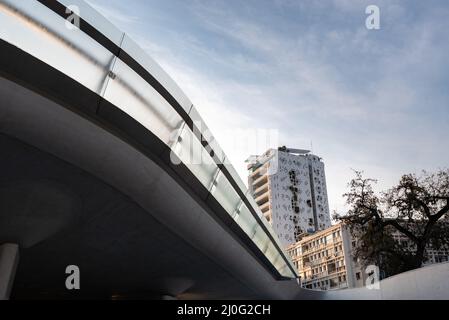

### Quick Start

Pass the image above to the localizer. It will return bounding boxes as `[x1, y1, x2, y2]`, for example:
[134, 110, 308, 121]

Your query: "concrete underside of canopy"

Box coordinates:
[0, 72, 316, 299]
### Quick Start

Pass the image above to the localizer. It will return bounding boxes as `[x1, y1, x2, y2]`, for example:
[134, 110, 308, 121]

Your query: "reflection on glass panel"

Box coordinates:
[245, 190, 279, 242]
[211, 171, 241, 215]
[251, 225, 270, 253]
[280, 265, 294, 278]
[234, 203, 256, 237]
[264, 242, 280, 265]
[189, 106, 226, 163]
[0, 0, 114, 96]
[222, 156, 247, 195]
[57, 0, 124, 46]
[273, 257, 285, 272]
[259, 211, 281, 243]
[244, 190, 296, 276]
[120, 35, 192, 114]
[104, 59, 183, 145]
[276, 256, 296, 278]
[171, 125, 219, 190]
[232, 200, 243, 219]
[245, 190, 264, 218]
[235, 203, 295, 278]
[245, 189, 282, 242]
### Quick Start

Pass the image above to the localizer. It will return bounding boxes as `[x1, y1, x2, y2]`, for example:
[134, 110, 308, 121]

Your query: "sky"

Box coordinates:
[86, 0, 449, 215]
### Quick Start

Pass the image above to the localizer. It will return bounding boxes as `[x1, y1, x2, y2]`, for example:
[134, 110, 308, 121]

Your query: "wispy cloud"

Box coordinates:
[85, 0, 140, 25]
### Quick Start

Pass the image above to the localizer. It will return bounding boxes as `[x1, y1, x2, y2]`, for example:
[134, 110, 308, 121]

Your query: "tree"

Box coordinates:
[335, 169, 449, 277]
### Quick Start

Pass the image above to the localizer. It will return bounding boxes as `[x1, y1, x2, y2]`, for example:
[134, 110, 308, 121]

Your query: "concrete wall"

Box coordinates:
[322, 262, 449, 300]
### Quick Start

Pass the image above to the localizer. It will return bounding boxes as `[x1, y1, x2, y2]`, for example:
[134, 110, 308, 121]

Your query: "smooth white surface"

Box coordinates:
[324, 262, 449, 300]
